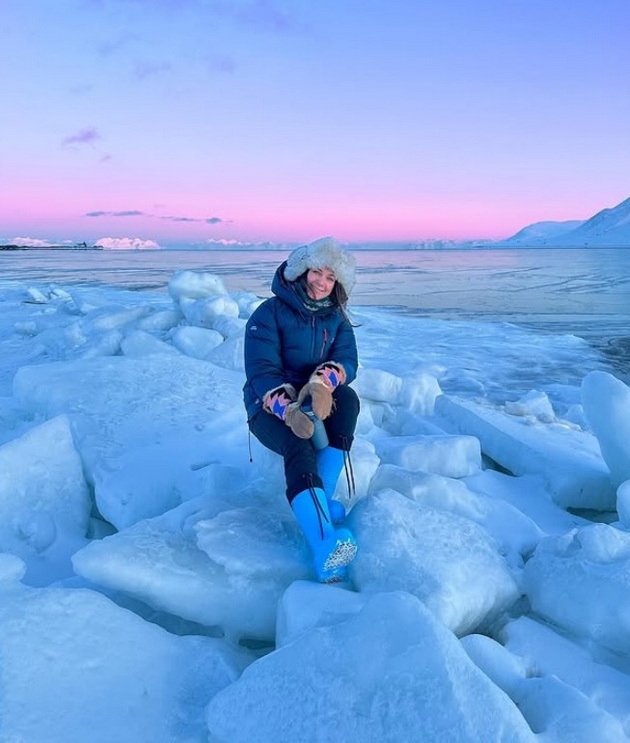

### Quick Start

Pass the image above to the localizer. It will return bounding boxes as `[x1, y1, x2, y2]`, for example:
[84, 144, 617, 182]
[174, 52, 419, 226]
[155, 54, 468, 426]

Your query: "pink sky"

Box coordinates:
[2, 0, 629, 248]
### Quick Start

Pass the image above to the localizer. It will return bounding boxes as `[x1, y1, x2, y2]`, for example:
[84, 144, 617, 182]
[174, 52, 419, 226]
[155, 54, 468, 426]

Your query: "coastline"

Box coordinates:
[0, 244, 102, 251]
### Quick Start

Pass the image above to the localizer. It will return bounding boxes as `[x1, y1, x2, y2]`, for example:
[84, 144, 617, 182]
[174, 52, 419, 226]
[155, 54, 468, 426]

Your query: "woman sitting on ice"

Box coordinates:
[243, 237, 360, 582]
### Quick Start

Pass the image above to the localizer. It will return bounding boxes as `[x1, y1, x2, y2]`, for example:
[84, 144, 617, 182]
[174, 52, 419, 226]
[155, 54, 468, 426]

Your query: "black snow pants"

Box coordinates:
[248, 384, 360, 503]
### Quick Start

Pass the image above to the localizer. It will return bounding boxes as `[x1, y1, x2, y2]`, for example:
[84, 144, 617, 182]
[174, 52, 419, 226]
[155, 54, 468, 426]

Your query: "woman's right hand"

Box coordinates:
[263, 384, 314, 438]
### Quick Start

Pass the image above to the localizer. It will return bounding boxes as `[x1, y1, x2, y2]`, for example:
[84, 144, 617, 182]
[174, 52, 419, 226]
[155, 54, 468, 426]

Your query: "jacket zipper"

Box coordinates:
[310, 316, 316, 358]
[320, 328, 328, 359]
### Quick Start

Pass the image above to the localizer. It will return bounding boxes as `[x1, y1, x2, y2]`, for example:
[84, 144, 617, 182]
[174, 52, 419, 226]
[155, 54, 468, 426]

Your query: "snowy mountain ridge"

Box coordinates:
[501, 196, 630, 247]
[501, 220, 585, 246]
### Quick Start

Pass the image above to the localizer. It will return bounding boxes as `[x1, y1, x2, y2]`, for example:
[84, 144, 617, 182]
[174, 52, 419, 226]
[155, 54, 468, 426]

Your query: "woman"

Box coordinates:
[243, 237, 360, 582]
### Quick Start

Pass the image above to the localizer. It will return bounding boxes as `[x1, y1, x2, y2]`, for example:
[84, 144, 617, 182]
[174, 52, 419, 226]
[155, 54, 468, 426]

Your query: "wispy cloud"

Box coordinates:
[62, 127, 101, 147]
[134, 60, 173, 80]
[207, 0, 298, 32]
[68, 84, 95, 97]
[161, 215, 226, 224]
[97, 33, 139, 58]
[85, 210, 145, 217]
[235, 0, 295, 32]
[203, 54, 237, 74]
[93, 0, 299, 33]
[84, 211, 226, 223]
[97, 32, 174, 83]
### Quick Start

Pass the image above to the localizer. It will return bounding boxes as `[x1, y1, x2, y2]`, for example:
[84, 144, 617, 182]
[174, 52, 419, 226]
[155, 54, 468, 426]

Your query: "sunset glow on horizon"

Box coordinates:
[2, 0, 629, 248]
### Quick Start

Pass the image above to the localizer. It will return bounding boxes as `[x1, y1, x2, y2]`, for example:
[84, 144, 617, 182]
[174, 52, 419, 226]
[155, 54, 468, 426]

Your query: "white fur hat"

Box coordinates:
[284, 237, 356, 295]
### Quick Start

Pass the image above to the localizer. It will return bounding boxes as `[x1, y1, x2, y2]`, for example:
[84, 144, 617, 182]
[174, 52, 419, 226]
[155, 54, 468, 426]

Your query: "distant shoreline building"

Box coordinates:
[0, 242, 103, 251]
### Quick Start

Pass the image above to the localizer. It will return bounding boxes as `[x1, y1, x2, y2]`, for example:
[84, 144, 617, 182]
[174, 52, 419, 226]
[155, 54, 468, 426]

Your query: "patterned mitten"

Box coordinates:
[263, 384, 314, 438]
[263, 384, 296, 420]
[285, 403, 315, 439]
[297, 362, 346, 420]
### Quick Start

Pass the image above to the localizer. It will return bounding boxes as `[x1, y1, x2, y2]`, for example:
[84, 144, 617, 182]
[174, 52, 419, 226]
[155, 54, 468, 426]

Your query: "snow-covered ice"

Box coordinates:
[434, 393, 615, 509]
[501, 615, 630, 738]
[347, 490, 519, 635]
[374, 432, 482, 478]
[582, 370, 630, 488]
[13, 355, 248, 529]
[72, 493, 310, 643]
[523, 524, 630, 655]
[1, 263, 630, 742]
[0, 415, 90, 585]
[0, 554, 252, 743]
[462, 630, 628, 742]
[206, 591, 537, 743]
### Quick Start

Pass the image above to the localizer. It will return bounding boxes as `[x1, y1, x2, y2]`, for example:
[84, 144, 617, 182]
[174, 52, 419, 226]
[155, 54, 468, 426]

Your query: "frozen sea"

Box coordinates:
[3, 246, 630, 374]
[2, 246, 630, 742]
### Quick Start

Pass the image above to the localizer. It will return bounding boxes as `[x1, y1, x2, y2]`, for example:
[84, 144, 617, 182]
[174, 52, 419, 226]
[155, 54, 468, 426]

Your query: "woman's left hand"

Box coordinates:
[285, 403, 316, 438]
[297, 361, 346, 419]
[297, 379, 333, 420]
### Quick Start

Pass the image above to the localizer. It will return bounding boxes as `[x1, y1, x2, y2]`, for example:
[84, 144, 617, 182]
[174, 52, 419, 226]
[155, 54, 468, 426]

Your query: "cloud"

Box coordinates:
[207, 0, 298, 32]
[84, 210, 226, 224]
[62, 127, 101, 147]
[235, 0, 295, 31]
[160, 215, 225, 224]
[94, 237, 159, 250]
[97, 34, 139, 58]
[204, 238, 268, 246]
[85, 210, 145, 217]
[204, 238, 247, 245]
[7, 237, 57, 248]
[203, 54, 237, 74]
[68, 84, 95, 96]
[134, 60, 173, 80]
[95, 0, 298, 33]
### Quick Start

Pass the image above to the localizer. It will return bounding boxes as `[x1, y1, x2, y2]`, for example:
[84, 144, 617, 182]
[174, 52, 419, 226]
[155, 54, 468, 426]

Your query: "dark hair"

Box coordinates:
[333, 281, 348, 307]
[333, 282, 360, 327]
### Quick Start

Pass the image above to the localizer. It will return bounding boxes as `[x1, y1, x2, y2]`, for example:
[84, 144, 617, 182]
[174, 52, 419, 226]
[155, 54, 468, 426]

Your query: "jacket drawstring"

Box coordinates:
[306, 473, 329, 539]
[341, 437, 356, 500]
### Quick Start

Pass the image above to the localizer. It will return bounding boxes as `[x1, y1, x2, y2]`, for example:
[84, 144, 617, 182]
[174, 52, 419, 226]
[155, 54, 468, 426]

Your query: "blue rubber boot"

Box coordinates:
[316, 446, 347, 525]
[291, 487, 357, 583]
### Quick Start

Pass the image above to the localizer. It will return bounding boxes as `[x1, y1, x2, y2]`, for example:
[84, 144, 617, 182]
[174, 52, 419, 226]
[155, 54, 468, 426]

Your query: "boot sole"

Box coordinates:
[323, 538, 357, 572]
[322, 570, 347, 584]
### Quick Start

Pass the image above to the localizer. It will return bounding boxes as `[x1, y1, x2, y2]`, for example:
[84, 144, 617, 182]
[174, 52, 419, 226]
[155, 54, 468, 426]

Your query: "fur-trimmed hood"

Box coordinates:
[283, 237, 356, 295]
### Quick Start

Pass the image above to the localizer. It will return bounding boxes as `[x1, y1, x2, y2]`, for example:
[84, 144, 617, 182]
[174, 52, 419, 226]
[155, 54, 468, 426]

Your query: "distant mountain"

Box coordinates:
[552, 196, 630, 246]
[501, 196, 630, 247]
[350, 239, 490, 250]
[500, 220, 584, 246]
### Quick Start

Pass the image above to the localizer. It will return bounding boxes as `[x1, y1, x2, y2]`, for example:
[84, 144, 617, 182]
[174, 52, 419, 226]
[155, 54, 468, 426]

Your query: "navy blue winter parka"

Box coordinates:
[243, 261, 358, 419]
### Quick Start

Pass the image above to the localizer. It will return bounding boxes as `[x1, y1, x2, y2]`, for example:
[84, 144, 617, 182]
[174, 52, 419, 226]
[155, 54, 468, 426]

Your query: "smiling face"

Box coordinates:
[305, 266, 336, 300]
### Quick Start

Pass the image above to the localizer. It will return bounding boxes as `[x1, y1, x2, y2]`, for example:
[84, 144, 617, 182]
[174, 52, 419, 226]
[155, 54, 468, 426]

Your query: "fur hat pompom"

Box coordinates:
[284, 237, 356, 295]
